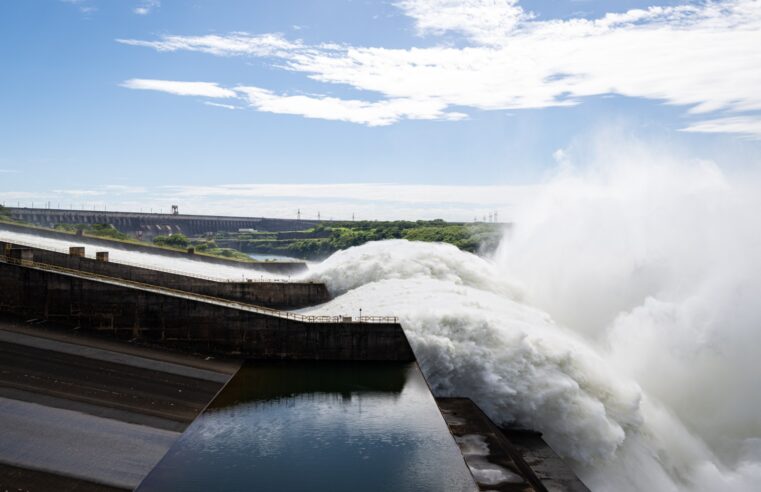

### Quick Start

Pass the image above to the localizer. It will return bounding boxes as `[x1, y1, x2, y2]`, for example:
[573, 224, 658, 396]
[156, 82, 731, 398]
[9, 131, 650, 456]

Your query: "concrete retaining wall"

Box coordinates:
[1, 242, 329, 309]
[0, 262, 413, 361]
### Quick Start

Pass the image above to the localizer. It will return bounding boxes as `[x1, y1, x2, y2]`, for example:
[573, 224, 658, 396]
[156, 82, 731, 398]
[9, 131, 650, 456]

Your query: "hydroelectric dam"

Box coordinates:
[0, 220, 588, 491]
[4, 206, 320, 238]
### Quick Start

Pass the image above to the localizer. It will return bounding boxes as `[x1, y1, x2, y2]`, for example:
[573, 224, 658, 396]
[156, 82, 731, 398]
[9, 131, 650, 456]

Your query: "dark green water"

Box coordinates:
[138, 361, 477, 492]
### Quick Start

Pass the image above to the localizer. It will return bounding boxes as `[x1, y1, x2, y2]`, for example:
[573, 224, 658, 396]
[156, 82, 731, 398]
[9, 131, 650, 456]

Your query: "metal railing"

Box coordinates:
[0, 238, 311, 284]
[0, 255, 399, 324]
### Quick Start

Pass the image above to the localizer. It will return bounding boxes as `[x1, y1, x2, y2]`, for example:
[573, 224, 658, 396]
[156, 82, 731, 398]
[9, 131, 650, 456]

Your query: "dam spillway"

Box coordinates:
[0, 227, 587, 491]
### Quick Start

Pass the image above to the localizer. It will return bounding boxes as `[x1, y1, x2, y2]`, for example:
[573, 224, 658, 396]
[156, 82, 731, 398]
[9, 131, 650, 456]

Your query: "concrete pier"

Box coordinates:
[0, 257, 413, 361]
[0, 221, 307, 274]
[1, 241, 329, 309]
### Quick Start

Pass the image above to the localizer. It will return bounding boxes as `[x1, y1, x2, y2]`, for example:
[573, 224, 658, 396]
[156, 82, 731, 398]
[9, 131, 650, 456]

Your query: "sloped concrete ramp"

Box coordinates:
[0, 397, 178, 489]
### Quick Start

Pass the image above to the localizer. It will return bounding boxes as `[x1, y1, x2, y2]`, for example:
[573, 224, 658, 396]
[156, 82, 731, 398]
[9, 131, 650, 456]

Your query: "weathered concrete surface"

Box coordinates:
[437, 397, 590, 492]
[2, 241, 330, 309]
[0, 221, 307, 274]
[0, 261, 414, 361]
[0, 462, 125, 492]
[0, 397, 179, 490]
[0, 317, 240, 376]
[0, 340, 222, 425]
[0, 329, 230, 384]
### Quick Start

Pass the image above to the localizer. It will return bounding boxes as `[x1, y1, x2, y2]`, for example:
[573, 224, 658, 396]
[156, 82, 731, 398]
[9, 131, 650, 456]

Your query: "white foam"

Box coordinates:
[302, 145, 761, 491]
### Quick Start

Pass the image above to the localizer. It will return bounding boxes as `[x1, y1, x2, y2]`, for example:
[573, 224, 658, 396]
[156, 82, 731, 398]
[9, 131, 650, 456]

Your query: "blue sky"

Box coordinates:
[1, 0, 759, 220]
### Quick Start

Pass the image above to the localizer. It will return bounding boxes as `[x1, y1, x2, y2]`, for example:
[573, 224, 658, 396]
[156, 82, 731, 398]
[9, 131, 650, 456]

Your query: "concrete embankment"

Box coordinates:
[2, 241, 329, 309]
[0, 318, 238, 491]
[0, 259, 413, 361]
[0, 221, 307, 274]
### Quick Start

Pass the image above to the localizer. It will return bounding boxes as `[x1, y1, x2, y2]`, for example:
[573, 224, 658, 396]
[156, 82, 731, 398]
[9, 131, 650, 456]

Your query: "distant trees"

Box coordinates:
[54, 222, 130, 241]
[230, 220, 505, 260]
[153, 233, 190, 249]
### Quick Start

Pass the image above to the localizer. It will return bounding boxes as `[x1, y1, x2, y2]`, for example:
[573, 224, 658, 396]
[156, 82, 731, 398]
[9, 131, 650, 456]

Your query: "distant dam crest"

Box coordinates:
[5, 207, 319, 238]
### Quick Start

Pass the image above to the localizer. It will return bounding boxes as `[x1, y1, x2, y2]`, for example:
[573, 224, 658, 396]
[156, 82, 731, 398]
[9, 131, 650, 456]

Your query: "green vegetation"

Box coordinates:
[54, 223, 131, 241]
[152, 234, 252, 261]
[0, 205, 25, 224]
[214, 220, 505, 260]
[153, 233, 190, 249]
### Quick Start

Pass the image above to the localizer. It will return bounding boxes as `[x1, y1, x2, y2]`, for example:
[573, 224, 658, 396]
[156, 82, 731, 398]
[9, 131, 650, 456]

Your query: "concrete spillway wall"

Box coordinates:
[6, 207, 319, 236]
[1, 242, 329, 309]
[0, 221, 306, 274]
[0, 261, 413, 361]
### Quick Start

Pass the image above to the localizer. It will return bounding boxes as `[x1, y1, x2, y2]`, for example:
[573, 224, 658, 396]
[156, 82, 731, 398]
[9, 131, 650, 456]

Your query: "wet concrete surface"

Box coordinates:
[437, 397, 590, 492]
[502, 429, 591, 492]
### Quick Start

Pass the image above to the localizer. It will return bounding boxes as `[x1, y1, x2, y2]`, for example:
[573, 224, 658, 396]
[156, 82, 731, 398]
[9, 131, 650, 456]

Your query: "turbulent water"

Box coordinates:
[302, 157, 761, 490]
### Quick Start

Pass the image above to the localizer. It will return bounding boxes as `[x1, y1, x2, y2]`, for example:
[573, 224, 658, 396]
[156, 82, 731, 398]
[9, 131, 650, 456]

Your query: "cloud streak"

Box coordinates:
[120, 79, 236, 98]
[118, 0, 761, 134]
[133, 0, 159, 16]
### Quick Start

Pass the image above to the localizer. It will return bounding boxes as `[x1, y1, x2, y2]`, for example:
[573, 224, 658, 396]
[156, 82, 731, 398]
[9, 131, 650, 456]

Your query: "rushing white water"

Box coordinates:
[302, 150, 761, 490]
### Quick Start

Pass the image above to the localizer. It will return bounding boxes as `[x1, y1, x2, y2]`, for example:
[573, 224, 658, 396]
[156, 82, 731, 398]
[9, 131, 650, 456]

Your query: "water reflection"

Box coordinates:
[138, 362, 476, 492]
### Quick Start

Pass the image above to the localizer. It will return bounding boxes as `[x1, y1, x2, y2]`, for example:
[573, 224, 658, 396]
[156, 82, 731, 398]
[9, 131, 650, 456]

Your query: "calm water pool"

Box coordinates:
[138, 361, 477, 492]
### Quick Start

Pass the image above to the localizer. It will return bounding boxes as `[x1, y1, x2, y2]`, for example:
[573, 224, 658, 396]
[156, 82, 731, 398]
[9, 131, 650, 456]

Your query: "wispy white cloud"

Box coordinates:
[0, 169, 19, 174]
[117, 33, 300, 56]
[203, 101, 240, 110]
[61, 0, 97, 14]
[120, 79, 236, 98]
[118, 0, 761, 134]
[235, 86, 466, 125]
[134, 0, 160, 16]
[125, 81, 466, 125]
[681, 116, 761, 139]
[395, 0, 528, 45]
